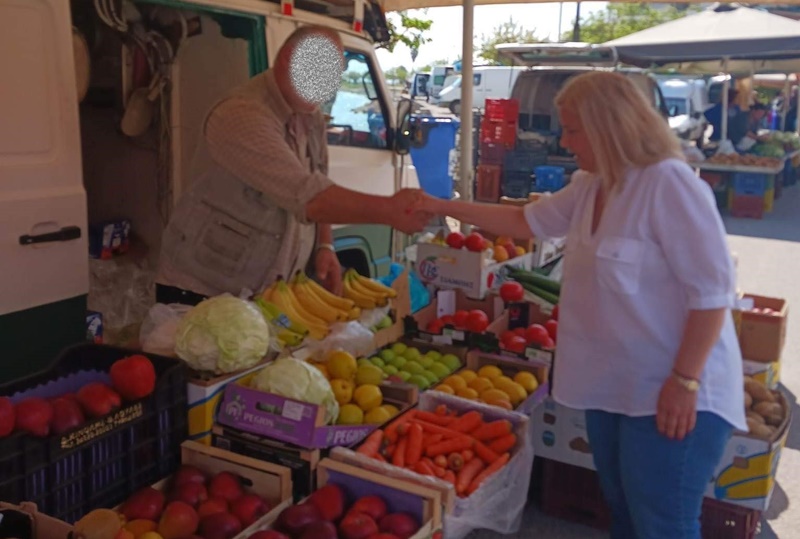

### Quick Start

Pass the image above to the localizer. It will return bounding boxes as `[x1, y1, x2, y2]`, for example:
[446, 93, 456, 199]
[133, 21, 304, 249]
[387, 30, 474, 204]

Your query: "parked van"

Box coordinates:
[432, 66, 527, 115]
[430, 65, 456, 96]
[1, 0, 417, 378]
[657, 77, 710, 142]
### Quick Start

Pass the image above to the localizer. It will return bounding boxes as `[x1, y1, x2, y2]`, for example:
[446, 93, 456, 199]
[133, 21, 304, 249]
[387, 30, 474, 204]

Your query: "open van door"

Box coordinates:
[0, 0, 88, 380]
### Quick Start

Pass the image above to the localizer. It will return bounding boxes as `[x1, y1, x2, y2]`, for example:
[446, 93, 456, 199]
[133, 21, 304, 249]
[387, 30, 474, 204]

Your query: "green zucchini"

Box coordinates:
[521, 283, 560, 305]
[509, 269, 561, 295]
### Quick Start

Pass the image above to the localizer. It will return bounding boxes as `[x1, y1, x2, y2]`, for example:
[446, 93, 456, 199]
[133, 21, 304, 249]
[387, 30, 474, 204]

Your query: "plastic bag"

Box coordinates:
[358, 304, 392, 330]
[380, 262, 430, 314]
[717, 139, 737, 155]
[305, 321, 377, 362]
[139, 303, 192, 357]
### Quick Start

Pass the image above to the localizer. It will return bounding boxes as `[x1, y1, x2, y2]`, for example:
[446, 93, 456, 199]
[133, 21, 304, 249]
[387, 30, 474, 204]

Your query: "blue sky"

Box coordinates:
[376, 1, 609, 70]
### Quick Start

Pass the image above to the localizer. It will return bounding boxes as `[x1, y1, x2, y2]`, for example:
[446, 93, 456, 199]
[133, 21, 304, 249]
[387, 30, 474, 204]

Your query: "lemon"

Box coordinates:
[328, 351, 358, 380]
[434, 384, 455, 395]
[514, 372, 539, 394]
[353, 384, 383, 412]
[494, 375, 514, 387]
[443, 375, 467, 391]
[478, 365, 503, 380]
[493, 379, 527, 405]
[457, 387, 479, 400]
[382, 404, 400, 417]
[365, 406, 393, 425]
[469, 377, 494, 393]
[330, 378, 355, 405]
[338, 404, 365, 425]
[456, 369, 478, 383]
[481, 388, 513, 406]
[309, 362, 330, 380]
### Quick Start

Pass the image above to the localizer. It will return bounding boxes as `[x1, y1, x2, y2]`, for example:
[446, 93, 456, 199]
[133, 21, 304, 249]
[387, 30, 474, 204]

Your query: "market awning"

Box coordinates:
[380, 0, 800, 12]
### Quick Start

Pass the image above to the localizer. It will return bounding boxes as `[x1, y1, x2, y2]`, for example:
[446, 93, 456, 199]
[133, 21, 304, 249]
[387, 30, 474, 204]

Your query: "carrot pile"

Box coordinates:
[356, 404, 517, 497]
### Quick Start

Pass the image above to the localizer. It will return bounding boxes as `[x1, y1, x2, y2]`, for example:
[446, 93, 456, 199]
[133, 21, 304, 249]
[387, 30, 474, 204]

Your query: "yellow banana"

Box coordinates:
[261, 282, 276, 301]
[279, 281, 330, 328]
[297, 271, 356, 311]
[254, 298, 310, 337]
[343, 275, 378, 309]
[349, 270, 397, 298]
[301, 281, 353, 320]
[271, 283, 329, 340]
[346, 273, 388, 306]
[292, 282, 346, 323]
[277, 328, 306, 347]
[348, 306, 362, 320]
[715, 452, 773, 489]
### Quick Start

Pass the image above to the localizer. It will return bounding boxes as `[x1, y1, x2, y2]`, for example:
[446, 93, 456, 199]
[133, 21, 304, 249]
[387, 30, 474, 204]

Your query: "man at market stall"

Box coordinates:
[155, 25, 431, 306]
[414, 71, 747, 539]
[705, 88, 743, 143]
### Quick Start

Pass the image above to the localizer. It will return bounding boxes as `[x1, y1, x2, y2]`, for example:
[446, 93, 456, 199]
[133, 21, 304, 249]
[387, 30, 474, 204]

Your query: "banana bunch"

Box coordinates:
[290, 271, 361, 322]
[254, 297, 308, 347]
[342, 268, 397, 310]
[263, 279, 334, 341]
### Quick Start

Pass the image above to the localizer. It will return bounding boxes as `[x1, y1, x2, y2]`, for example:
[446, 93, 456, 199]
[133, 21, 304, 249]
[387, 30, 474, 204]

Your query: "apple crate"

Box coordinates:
[216, 378, 417, 450]
[110, 440, 292, 539]
[0, 343, 187, 523]
[242, 458, 443, 539]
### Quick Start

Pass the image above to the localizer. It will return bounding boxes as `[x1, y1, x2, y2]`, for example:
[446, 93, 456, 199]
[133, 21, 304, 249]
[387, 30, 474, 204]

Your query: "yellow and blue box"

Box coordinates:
[187, 363, 267, 445]
[743, 359, 781, 390]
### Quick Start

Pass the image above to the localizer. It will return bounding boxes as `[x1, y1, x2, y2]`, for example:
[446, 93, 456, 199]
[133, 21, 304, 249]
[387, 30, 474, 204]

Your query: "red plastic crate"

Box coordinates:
[699, 171, 726, 190]
[479, 142, 507, 165]
[476, 164, 503, 202]
[480, 119, 517, 149]
[485, 98, 520, 122]
[730, 193, 764, 219]
[701, 498, 760, 539]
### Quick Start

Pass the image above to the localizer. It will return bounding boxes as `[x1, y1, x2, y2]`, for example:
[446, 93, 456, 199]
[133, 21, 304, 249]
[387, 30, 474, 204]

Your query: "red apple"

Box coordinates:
[349, 496, 387, 522]
[499, 330, 517, 346]
[465, 310, 489, 333]
[198, 511, 242, 539]
[378, 513, 420, 539]
[339, 513, 379, 539]
[367, 535, 401, 539]
[464, 232, 485, 252]
[247, 532, 290, 539]
[543, 337, 556, 350]
[15, 398, 54, 437]
[300, 521, 339, 539]
[307, 483, 345, 522]
[545, 320, 558, 342]
[513, 328, 527, 338]
[173, 465, 208, 488]
[445, 232, 465, 249]
[122, 487, 166, 522]
[171, 482, 208, 508]
[49, 396, 85, 435]
[499, 282, 524, 303]
[208, 472, 244, 503]
[551, 304, 559, 321]
[76, 383, 121, 418]
[276, 504, 323, 537]
[230, 493, 271, 527]
[198, 498, 229, 519]
[440, 315, 455, 326]
[452, 310, 469, 329]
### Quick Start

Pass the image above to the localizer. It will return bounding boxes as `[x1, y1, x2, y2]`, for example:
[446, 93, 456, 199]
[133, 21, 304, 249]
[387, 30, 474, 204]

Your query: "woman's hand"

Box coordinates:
[656, 375, 698, 441]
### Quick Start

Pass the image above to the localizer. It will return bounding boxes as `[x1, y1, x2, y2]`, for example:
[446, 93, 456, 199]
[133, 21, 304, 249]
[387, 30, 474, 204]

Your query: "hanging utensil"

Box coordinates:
[120, 73, 165, 137]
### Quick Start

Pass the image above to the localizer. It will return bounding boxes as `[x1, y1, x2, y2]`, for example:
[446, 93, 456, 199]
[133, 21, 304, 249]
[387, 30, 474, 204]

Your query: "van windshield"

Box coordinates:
[665, 97, 688, 116]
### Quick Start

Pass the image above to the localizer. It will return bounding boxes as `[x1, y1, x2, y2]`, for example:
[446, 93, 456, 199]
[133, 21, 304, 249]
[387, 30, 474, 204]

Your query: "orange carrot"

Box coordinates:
[424, 433, 444, 446]
[374, 454, 387, 463]
[385, 444, 396, 458]
[357, 430, 384, 457]
[435, 404, 449, 416]
[474, 441, 502, 464]
[432, 465, 446, 478]
[456, 458, 485, 495]
[414, 460, 436, 476]
[449, 410, 483, 433]
[447, 452, 464, 472]
[405, 423, 424, 466]
[397, 423, 409, 436]
[411, 420, 463, 438]
[466, 452, 511, 495]
[434, 454, 448, 468]
[461, 449, 475, 462]
[488, 433, 517, 454]
[393, 437, 407, 468]
[471, 420, 513, 442]
[426, 436, 474, 458]
[443, 469, 457, 486]
[416, 410, 455, 426]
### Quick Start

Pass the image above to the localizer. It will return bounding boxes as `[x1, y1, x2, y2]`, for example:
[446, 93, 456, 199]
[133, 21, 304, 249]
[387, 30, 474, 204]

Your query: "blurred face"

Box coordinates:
[558, 106, 597, 173]
[275, 31, 344, 113]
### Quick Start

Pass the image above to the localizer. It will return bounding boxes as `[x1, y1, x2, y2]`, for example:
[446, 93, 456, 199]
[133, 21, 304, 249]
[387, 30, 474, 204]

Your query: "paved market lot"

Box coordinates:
[466, 185, 800, 539]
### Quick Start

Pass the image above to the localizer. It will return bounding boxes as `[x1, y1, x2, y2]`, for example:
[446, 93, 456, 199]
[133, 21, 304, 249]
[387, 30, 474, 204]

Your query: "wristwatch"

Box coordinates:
[671, 370, 700, 392]
[317, 243, 336, 252]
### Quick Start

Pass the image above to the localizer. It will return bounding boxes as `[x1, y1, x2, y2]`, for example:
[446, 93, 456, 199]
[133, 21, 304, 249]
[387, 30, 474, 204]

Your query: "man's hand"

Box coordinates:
[315, 248, 343, 295]
[389, 189, 435, 234]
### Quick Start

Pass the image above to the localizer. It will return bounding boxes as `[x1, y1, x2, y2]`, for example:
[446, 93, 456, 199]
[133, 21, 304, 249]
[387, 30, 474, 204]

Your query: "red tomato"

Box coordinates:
[499, 282, 525, 303]
[506, 336, 528, 354]
[513, 328, 527, 338]
[446, 232, 465, 250]
[543, 337, 556, 350]
[440, 315, 455, 326]
[500, 330, 517, 346]
[545, 320, 558, 341]
[426, 319, 445, 335]
[551, 304, 559, 321]
[464, 232, 486, 252]
[465, 310, 490, 333]
[453, 310, 470, 329]
[525, 324, 550, 346]
[110, 355, 156, 401]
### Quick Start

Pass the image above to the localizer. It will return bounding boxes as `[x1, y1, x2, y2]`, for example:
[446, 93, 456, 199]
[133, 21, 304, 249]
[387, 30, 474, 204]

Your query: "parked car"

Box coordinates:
[657, 76, 710, 142]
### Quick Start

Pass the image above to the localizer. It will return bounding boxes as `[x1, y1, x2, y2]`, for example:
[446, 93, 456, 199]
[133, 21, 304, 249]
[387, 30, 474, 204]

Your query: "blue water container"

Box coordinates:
[534, 166, 566, 192]
[409, 116, 461, 199]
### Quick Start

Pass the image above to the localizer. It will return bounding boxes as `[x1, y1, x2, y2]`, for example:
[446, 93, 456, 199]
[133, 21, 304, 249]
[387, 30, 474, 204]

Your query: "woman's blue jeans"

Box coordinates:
[585, 410, 734, 539]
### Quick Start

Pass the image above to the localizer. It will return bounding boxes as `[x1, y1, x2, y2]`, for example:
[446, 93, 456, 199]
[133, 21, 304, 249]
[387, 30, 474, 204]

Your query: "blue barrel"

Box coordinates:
[409, 116, 461, 199]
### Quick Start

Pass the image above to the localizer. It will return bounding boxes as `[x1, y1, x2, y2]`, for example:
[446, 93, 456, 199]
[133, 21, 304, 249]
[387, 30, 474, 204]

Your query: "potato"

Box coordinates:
[744, 392, 753, 409]
[749, 422, 775, 440]
[746, 410, 766, 424]
[753, 401, 782, 418]
[746, 417, 762, 433]
[744, 378, 775, 403]
[765, 413, 784, 427]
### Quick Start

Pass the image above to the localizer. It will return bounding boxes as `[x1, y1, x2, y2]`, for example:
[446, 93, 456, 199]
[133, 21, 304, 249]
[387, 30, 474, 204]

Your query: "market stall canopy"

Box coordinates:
[381, 0, 800, 12]
[605, 3, 800, 70]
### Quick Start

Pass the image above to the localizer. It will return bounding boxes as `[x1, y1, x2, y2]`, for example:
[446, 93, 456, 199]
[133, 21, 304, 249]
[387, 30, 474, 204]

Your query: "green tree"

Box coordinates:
[384, 66, 409, 85]
[343, 71, 362, 85]
[563, 3, 693, 44]
[381, 10, 434, 61]
[478, 17, 546, 66]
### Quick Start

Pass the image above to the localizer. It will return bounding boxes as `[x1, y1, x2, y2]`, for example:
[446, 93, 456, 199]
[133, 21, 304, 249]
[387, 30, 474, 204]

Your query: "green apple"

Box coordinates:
[429, 363, 451, 379]
[370, 356, 386, 368]
[376, 315, 393, 330]
[379, 349, 396, 363]
[383, 365, 399, 376]
[418, 356, 435, 369]
[403, 348, 422, 362]
[397, 371, 412, 382]
[391, 342, 408, 356]
[388, 356, 407, 369]
[358, 358, 373, 368]
[356, 364, 385, 386]
[425, 350, 443, 361]
[402, 361, 425, 376]
[421, 370, 439, 385]
[408, 374, 431, 390]
[438, 354, 462, 372]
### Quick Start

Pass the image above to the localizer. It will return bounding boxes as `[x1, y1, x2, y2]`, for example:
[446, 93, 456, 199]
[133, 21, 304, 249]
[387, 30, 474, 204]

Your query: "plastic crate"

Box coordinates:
[730, 193, 764, 219]
[502, 170, 533, 198]
[534, 166, 567, 192]
[699, 171, 726, 190]
[701, 498, 760, 539]
[0, 344, 187, 523]
[480, 119, 517, 149]
[504, 149, 549, 173]
[479, 142, 507, 165]
[476, 164, 503, 202]
[714, 189, 729, 210]
[484, 98, 520, 122]
[732, 172, 769, 196]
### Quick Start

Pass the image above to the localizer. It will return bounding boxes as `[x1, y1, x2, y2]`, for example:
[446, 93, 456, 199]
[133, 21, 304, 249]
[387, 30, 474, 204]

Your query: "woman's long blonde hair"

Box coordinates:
[555, 71, 684, 193]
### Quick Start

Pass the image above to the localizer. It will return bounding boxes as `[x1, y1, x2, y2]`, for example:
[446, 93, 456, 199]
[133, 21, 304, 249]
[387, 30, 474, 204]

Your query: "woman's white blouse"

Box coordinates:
[523, 158, 748, 431]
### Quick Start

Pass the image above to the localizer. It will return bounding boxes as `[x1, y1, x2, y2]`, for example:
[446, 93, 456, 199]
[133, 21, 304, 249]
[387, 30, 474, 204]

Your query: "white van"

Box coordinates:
[432, 66, 527, 115]
[657, 77, 710, 142]
[430, 65, 456, 96]
[0, 0, 418, 379]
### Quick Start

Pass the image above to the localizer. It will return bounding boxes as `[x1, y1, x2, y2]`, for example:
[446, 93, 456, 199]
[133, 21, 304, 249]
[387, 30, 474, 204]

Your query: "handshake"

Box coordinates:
[387, 188, 444, 234]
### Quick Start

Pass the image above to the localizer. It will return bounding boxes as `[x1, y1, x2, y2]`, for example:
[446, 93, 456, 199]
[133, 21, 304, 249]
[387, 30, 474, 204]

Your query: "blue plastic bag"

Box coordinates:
[379, 263, 431, 314]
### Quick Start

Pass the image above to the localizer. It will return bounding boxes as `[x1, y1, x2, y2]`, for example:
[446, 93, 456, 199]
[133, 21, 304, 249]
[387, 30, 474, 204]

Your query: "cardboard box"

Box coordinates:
[372, 270, 412, 350]
[242, 458, 444, 539]
[0, 502, 72, 539]
[217, 379, 417, 449]
[530, 236, 566, 269]
[187, 362, 269, 445]
[743, 359, 781, 389]
[705, 391, 792, 511]
[736, 294, 788, 362]
[405, 288, 505, 347]
[462, 350, 549, 415]
[533, 397, 595, 471]
[212, 424, 321, 502]
[415, 242, 533, 299]
[481, 302, 556, 366]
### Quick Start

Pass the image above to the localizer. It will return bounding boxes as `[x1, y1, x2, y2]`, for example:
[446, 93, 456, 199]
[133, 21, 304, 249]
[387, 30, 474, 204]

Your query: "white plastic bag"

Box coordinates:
[139, 303, 191, 357]
[305, 321, 377, 362]
[358, 303, 392, 330]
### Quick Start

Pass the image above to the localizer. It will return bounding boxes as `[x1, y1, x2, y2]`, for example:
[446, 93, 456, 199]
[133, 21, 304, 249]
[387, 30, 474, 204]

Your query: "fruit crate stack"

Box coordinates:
[729, 172, 775, 219]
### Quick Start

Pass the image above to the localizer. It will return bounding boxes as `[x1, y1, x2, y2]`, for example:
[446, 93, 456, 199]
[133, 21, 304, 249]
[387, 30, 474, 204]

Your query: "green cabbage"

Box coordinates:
[251, 356, 339, 424]
[175, 295, 270, 373]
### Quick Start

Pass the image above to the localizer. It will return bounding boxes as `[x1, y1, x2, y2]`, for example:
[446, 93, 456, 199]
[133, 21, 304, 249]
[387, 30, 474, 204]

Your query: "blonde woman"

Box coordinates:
[415, 71, 747, 538]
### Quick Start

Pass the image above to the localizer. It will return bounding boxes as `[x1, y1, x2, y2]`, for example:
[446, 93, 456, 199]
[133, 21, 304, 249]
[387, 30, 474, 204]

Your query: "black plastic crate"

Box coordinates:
[503, 149, 549, 173]
[503, 170, 533, 198]
[0, 344, 187, 523]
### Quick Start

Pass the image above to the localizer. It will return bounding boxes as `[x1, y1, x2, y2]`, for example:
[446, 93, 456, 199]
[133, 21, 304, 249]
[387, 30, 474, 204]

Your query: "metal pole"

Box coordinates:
[781, 75, 790, 132]
[573, 2, 581, 42]
[459, 0, 475, 235]
[721, 59, 730, 141]
[558, 3, 564, 42]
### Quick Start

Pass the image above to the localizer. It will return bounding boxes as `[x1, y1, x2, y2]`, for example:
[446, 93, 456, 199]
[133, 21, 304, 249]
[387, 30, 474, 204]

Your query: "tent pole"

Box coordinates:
[459, 0, 474, 235]
[721, 58, 730, 142]
[781, 75, 789, 132]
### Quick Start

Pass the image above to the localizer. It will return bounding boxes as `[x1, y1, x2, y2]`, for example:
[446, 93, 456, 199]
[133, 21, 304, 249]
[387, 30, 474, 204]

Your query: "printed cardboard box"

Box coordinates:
[372, 269, 412, 350]
[736, 294, 788, 363]
[705, 391, 792, 511]
[743, 359, 781, 390]
[415, 242, 533, 299]
[532, 397, 595, 471]
[0, 502, 72, 539]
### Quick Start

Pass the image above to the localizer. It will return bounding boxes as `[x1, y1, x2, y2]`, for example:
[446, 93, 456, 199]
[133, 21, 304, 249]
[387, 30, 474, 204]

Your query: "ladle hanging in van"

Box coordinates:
[121, 72, 165, 137]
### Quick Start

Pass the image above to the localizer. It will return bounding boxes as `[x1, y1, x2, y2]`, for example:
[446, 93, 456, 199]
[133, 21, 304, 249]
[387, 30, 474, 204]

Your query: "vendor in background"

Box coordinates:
[734, 102, 769, 149]
[155, 25, 431, 307]
[414, 71, 746, 539]
[705, 88, 742, 143]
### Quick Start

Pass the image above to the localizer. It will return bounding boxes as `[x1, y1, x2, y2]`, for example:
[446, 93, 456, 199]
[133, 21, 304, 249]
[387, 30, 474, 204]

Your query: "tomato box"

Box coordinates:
[404, 288, 505, 347]
[113, 440, 293, 539]
[415, 241, 533, 300]
[735, 294, 788, 363]
[241, 458, 444, 539]
[0, 502, 72, 539]
[216, 378, 417, 449]
[471, 226, 565, 269]
[479, 303, 556, 366]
